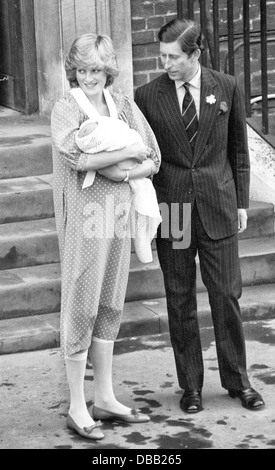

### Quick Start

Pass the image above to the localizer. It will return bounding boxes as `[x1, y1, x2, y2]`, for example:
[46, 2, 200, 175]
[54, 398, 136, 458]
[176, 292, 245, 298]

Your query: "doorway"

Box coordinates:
[0, 0, 38, 114]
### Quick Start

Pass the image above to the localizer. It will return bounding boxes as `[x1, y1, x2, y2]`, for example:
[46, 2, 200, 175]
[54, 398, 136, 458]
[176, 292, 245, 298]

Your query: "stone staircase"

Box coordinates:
[0, 112, 275, 355]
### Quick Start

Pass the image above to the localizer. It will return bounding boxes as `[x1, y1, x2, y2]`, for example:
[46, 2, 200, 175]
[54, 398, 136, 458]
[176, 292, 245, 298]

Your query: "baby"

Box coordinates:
[76, 117, 140, 187]
[75, 116, 162, 263]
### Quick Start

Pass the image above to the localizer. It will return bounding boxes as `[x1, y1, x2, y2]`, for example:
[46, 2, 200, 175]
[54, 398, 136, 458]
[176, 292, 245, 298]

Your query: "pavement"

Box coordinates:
[1, 319, 275, 450]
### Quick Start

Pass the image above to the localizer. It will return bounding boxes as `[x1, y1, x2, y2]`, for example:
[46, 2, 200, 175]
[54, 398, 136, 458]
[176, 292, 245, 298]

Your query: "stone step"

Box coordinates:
[194, 235, 275, 290]
[236, 236, 275, 287]
[1, 210, 274, 276]
[240, 200, 274, 240]
[1, 211, 275, 279]
[0, 236, 274, 320]
[1, 282, 274, 355]
[0, 217, 149, 270]
[0, 115, 52, 180]
[0, 253, 163, 320]
[0, 140, 52, 180]
[129, 236, 275, 298]
[0, 175, 54, 224]
[0, 263, 61, 320]
[0, 197, 274, 269]
[0, 170, 274, 238]
[0, 218, 59, 270]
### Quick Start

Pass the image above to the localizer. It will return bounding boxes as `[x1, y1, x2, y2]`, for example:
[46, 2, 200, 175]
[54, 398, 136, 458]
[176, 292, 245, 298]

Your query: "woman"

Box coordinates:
[51, 33, 161, 440]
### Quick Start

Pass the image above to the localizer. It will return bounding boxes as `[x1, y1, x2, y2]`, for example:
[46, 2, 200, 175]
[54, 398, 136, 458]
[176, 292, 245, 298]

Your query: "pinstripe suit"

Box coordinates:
[135, 67, 251, 391]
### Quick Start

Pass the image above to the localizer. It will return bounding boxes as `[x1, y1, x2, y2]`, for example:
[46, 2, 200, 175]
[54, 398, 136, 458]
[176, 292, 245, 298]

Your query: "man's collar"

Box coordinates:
[175, 65, 201, 90]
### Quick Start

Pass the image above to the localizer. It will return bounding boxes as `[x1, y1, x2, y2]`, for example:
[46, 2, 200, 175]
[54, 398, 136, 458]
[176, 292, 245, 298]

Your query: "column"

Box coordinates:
[110, 0, 134, 97]
[33, 0, 133, 115]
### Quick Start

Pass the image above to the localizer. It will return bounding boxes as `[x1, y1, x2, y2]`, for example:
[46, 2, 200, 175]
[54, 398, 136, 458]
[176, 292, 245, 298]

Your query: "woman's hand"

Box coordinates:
[60, 143, 152, 174]
[126, 141, 151, 164]
[97, 165, 126, 182]
[60, 150, 80, 168]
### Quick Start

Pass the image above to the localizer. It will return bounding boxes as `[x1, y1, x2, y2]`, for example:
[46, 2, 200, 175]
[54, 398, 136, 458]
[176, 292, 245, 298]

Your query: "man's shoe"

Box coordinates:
[228, 387, 265, 411]
[180, 389, 202, 414]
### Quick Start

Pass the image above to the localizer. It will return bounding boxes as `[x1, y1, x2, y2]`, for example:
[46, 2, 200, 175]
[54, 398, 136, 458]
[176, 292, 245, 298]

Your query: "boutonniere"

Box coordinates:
[219, 101, 228, 114]
[206, 94, 216, 104]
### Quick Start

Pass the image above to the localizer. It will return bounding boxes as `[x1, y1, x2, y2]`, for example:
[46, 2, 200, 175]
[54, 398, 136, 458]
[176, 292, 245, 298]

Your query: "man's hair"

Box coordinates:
[158, 19, 203, 57]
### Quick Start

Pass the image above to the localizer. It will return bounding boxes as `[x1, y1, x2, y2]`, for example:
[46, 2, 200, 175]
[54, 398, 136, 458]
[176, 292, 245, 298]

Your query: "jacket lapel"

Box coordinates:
[157, 74, 193, 162]
[193, 67, 220, 165]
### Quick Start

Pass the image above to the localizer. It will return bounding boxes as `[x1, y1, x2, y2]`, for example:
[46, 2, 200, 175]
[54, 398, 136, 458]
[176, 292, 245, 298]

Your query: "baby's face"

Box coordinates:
[78, 121, 98, 138]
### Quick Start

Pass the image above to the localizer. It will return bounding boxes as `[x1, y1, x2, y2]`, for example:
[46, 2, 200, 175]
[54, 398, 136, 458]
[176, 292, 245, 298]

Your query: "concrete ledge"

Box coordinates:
[1, 200, 273, 270]
[1, 235, 275, 319]
[0, 141, 53, 179]
[1, 283, 275, 355]
[0, 114, 52, 179]
[0, 175, 54, 224]
[242, 200, 274, 239]
[0, 313, 60, 355]
[248, 123, 275, 207]
[0, 218, 59, 270]
[0, 264, 61, 320]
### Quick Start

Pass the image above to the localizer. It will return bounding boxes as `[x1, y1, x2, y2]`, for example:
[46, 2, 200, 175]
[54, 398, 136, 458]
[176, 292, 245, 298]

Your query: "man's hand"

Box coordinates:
[238, 208, 248, 233]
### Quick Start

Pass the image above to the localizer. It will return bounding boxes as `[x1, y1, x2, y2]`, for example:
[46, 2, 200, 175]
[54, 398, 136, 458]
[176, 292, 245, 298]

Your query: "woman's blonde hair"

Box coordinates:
[65, 33, 119, 88]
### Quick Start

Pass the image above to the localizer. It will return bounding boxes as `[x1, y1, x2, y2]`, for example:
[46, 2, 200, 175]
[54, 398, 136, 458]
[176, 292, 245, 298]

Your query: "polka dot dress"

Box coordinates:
[51, 91, 161, 358]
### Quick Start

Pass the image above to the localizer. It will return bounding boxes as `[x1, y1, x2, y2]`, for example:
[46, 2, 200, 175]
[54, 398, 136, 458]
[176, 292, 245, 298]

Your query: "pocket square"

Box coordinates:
[218, 101, 228, 115]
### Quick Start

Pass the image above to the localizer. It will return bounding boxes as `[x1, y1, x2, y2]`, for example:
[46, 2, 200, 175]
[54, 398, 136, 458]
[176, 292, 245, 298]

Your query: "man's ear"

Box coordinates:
[192, 49, 201, 62]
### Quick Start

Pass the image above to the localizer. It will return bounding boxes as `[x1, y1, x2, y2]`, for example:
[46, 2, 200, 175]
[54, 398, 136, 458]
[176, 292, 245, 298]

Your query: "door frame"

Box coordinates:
[0, 0, 38, 114]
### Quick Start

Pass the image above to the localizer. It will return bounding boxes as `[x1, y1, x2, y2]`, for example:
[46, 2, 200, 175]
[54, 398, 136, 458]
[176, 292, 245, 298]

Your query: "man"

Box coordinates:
[135, 18, 264, 413]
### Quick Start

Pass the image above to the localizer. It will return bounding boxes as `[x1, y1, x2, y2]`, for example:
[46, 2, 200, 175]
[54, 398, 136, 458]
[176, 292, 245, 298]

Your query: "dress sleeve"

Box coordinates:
[118, 95, 161, 173]
[51, 95, 88, 172]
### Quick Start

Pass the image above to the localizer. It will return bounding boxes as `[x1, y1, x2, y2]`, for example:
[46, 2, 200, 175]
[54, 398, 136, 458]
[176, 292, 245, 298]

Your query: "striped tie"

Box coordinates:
[182, 83, 198, 150]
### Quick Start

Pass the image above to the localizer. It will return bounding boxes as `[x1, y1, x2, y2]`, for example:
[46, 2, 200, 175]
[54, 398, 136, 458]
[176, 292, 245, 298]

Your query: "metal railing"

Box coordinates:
[177, 0, 274, 136]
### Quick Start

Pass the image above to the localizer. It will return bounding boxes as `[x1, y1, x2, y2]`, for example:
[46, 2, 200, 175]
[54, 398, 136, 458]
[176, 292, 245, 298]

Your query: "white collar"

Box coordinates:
[175, 64, 201, 90]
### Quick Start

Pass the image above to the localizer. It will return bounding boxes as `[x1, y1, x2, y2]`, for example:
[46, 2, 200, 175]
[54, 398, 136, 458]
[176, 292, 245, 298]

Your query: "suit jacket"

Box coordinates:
[135, 67, 250, 240]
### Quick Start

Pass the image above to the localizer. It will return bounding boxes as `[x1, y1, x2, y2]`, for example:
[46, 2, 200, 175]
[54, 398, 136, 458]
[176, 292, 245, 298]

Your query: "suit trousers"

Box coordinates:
[156, 202, 251, 391]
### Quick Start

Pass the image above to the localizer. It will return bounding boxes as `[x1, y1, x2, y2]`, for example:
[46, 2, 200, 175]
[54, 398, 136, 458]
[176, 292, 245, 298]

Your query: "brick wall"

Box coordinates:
[131, 0, 177, 87]
[130, 0, 275, 97]
[214, 0, 275, 96]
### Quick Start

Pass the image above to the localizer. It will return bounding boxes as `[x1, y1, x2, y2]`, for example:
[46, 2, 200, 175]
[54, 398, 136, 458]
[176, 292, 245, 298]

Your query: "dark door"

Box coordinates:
[0, 0, 38, 114]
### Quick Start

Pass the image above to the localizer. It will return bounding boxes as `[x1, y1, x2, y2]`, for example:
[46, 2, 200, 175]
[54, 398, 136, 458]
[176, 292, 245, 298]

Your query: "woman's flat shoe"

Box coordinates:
[66, 414, 104, 440]
[91, 405, 150, 423]
[228, 387, 265, 410]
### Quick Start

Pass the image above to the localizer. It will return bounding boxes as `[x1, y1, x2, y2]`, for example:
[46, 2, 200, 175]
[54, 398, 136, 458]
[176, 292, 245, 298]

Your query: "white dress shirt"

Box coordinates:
[175, 65, 201, 118]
